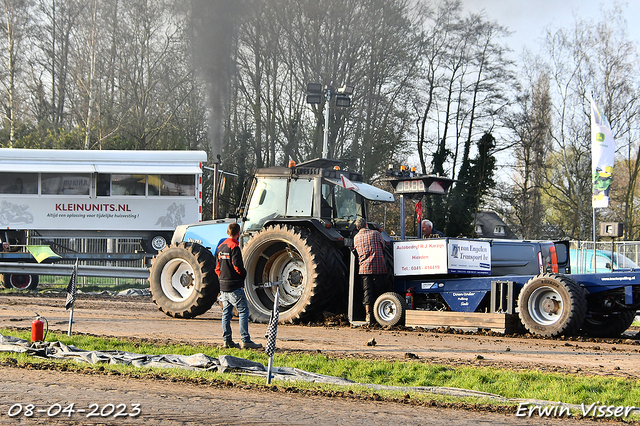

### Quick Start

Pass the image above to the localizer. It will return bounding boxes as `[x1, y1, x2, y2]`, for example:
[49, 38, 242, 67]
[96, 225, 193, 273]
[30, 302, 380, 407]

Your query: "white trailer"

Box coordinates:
[0, 148, 206, 253]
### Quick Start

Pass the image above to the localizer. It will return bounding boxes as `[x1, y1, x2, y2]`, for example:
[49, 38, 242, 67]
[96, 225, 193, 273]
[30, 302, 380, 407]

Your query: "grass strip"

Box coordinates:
[1, 328, 639, 416]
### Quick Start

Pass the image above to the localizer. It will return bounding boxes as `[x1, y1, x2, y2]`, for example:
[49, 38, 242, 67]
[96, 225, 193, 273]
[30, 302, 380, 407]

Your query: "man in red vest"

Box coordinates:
[215, 223, 263, 349]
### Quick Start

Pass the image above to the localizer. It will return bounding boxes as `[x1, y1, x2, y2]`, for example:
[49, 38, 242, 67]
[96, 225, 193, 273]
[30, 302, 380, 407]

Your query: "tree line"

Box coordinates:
[1, 0, 638, 240]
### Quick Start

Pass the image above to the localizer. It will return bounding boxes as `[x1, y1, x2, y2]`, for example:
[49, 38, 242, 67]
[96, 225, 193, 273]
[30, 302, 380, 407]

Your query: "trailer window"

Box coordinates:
[97, 174, 110, 196]
[159, 175, 195, 196]
[0, 173, 37, 194]
[148, 175, 160, 195]
[111, 174, 146, 196]
[41, 173, 90, 195]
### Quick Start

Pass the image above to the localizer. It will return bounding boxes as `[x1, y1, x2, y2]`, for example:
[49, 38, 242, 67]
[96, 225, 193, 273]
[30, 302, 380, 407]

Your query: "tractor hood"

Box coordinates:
[326, 177, 395, 202]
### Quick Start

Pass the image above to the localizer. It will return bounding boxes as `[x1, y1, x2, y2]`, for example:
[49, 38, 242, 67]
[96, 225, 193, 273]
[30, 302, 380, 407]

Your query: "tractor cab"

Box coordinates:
[241, 158, 394, 240]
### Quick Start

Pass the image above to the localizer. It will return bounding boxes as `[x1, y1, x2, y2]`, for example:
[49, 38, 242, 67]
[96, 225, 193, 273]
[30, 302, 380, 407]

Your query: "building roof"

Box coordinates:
[473, 211, 517, 239]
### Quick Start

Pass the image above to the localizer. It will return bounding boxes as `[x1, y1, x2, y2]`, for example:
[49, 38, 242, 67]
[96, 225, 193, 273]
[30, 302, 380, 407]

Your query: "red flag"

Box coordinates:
[415, 201, 422, 223]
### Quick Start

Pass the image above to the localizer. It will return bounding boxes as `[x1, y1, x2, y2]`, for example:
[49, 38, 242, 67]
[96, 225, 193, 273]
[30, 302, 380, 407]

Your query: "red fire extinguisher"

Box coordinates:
[405, 288, 414, 310]
[31, 314, 48, 342]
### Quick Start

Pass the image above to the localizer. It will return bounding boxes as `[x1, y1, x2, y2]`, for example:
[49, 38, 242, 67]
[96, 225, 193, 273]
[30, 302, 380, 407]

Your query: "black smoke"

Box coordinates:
[190, 0, 243, 159]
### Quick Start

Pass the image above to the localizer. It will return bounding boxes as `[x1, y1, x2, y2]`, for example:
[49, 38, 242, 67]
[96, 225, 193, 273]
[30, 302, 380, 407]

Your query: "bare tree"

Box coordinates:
[0, 0, 30, 146]
[529, 6, 639, 240]
[501, 67, 552, 239]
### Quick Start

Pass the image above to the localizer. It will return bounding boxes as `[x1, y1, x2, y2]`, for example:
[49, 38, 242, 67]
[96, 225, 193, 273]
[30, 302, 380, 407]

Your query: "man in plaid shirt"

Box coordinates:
[353, 217, 387, 324]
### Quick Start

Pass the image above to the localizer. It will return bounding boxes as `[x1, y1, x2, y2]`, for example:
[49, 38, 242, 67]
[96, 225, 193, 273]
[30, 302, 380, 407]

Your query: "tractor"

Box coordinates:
[148, 158, 395, 323]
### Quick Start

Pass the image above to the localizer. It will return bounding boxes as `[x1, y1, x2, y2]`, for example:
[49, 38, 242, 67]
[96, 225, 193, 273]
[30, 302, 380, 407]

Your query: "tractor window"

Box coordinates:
[334, 185, 361, 220]
[287, 178, 313, 216]
[244, 178, 287, 231]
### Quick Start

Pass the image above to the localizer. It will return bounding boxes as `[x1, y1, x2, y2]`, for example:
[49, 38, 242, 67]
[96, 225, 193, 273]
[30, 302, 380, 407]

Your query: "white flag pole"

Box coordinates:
[67, 259, 78, 336]
[67, 305, 74, 336]
[266, 285, 279, 385]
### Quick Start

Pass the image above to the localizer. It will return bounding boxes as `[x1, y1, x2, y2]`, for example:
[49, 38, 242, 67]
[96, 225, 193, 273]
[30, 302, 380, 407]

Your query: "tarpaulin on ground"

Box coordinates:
[0, 334, 521, 402]
[0, 334, 353, 386]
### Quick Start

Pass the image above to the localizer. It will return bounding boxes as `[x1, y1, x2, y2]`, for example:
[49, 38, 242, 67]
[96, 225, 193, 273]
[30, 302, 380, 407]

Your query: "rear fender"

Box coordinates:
[261, 218, 345, 244]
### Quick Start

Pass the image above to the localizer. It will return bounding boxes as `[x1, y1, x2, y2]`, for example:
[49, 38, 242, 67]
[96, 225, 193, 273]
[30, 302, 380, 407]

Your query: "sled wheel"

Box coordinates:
[373, 292, 407, 327]
[518, 273, 586, 337]
[582, 311, 636, 338]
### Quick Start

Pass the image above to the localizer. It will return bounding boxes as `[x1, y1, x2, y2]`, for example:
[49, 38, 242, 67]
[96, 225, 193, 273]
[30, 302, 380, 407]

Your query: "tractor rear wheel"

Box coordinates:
[243, 225, 346, 324]
[148, 242, 219, 318]
[582, 311, 635, 338]
[517, 273, 586, 337]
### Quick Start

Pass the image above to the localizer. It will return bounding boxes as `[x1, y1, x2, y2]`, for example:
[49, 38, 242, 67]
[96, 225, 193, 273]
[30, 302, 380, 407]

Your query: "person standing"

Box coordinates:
[421, 219, 445, 238]
[215, 223, 263, 349]
[353, 217, 387, 324]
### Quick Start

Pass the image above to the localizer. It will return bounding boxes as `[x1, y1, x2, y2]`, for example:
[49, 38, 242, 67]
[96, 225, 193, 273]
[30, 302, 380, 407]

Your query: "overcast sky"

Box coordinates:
[461, 0, 640, 56]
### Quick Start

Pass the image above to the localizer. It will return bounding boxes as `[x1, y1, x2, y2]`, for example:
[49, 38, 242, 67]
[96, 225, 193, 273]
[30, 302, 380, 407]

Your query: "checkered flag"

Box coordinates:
[265, 287, 279, 358]
[65, 259, 78, 310]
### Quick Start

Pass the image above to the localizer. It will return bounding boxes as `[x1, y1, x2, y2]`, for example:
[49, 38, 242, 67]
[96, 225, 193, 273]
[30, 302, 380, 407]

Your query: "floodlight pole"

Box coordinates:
[322, 86, 332, 159]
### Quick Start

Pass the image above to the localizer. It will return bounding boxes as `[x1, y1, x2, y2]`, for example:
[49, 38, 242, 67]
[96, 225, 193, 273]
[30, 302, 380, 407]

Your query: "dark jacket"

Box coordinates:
[215, 237, 246, 292]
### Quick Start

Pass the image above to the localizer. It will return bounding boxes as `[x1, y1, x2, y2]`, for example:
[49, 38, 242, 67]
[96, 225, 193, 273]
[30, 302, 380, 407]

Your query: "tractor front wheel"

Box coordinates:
[148, 242, 219, 318]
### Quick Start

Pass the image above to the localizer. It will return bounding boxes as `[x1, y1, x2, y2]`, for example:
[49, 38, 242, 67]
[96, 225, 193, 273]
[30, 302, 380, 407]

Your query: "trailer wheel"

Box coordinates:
[141, 234, 170, 253]
[148, 242, 219, 318]
[243, 225, 345, 324]
[582, 311, 636, 338]
[373, 292, 407, 327]
[1, 274, 39, 291]
[518, 273, 586, 337]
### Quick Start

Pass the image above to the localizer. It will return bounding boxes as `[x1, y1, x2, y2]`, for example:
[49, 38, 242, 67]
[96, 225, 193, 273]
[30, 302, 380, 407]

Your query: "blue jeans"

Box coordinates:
[220, 288, 250, 343]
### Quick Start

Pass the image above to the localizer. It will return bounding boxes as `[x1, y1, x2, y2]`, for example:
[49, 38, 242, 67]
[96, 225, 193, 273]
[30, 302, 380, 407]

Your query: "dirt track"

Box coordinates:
[0, 293, 639, 425]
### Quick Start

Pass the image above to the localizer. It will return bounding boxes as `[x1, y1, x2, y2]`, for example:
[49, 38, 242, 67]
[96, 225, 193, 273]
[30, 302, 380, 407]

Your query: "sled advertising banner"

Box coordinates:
[393, 239, 448, 276]
[393, 239, 491, 276]
[447, 239, 491, 275]
[591, 97, 616, 208]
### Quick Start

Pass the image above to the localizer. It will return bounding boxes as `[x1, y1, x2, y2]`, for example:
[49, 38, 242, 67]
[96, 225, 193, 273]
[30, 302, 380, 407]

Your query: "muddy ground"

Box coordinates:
[0, 292, 639, 425]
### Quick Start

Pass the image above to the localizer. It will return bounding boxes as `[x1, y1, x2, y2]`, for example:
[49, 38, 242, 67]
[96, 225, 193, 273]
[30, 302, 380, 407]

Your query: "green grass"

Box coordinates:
[2, 328, 640, 415]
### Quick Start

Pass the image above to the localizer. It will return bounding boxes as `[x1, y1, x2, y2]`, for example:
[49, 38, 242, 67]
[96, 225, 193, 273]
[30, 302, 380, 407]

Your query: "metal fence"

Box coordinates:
[570, 240, 640, 273]
[27, 236, 149, 286]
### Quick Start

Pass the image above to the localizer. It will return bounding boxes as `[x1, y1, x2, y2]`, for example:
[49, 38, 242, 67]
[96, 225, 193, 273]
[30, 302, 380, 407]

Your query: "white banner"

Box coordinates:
[393, 239, 448, 276]
[447, 239, 491, 275]
[0, 196, 199, 231]
[591, 97, 616, 208]
[393, 239, 492, 276]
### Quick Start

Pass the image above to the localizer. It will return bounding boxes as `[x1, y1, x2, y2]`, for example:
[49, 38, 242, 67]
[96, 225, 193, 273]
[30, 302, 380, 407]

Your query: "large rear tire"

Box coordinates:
[517, 273, 586, 337]
[1, 274, 38, 291]
[243, 225, 346, 324]
[582, 311, 636, 338]
[148, 242, 219, 318]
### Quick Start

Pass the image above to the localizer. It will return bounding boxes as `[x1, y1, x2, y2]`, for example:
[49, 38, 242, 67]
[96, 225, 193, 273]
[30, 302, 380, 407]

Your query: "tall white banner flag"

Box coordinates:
[590, 97, 615, 208]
